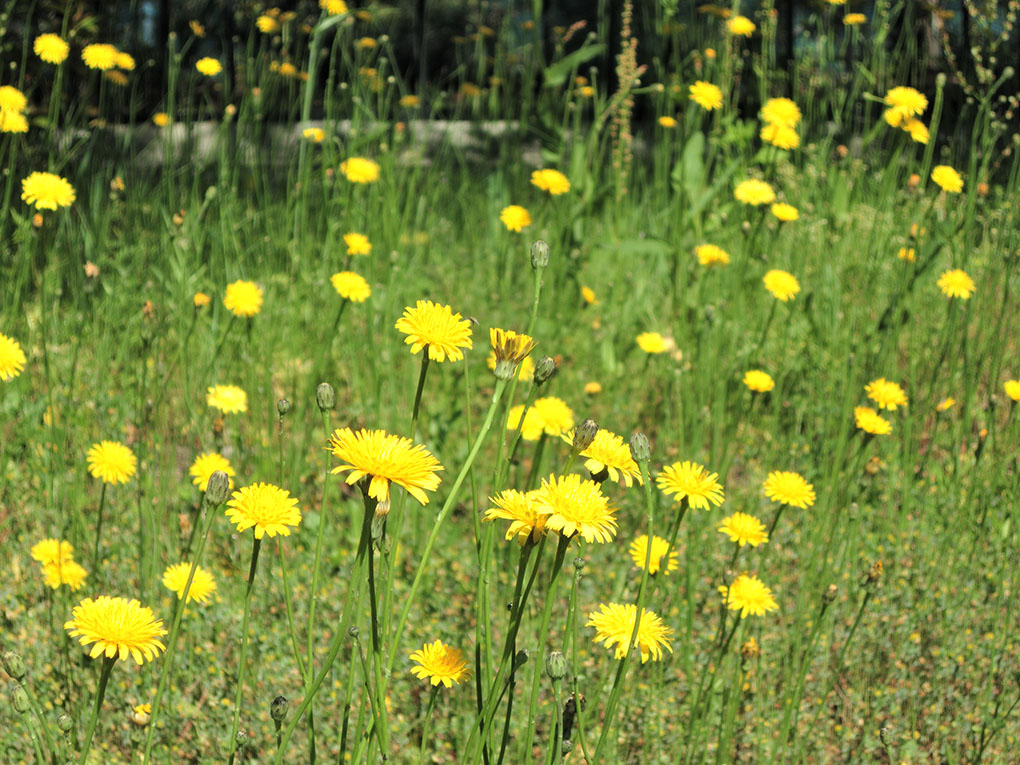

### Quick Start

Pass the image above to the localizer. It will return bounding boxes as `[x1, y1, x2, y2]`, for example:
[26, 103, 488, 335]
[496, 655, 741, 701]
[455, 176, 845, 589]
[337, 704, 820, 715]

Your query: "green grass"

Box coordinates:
[2, 2, 1020, 763]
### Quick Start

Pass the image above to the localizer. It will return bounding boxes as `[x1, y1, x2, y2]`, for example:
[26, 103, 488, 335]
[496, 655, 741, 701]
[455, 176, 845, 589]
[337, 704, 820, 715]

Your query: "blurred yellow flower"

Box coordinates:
[0, 332, 27, 381]
[718, 512, 769, 546]
[734, 179, 775, 206]
[507, 397, 574, 441]
[303, 127, 325, 143]
[761, 122, 799, 149]
[763, 470, 815, 508]
[898, 247, 916, 262]
[21, 172, 76, 210]
[865, 378, 908, 410]
[760, 97, 801, 128]
[82, 44, 118, 71]
[725, 574, 778, 618]
[763, 269, 800, 301]
[206, 384, 248, 414]
[695, 244, 730, 266]
[628, 535, 678, 574]
[195, 58, 222, 76]
[34, 34, 69, 64]
[499, 205, 532, 232]
[854, 406, 892, 435]
[43, 560, 88, 591]
[636, 331, 671, 354]
[189, 452, 236, 491]
[727, 15, 756, 36]
[320, 0, 349, 15]
[937, 268, 975, 299]
[162, 562, 217, 604]
[331, 271, 371, 302]
[152, 112, 170, 127]
[931, 165, 963, 193]
[844, 13, 867, 25]
[344, 232, 372, 255]
[689, 81, 722, 110]
[743, 369, 774, 392]
[341, 157, 380, 183]
[1004, 380, 1020, 402]
[771, 202, 799, 221]
[257, 15, 281, 34]
[223, 280, 263, 317]
[658, 116, 678, 128]
[883, 86, 927, 127]
[530, 168, 570, 195]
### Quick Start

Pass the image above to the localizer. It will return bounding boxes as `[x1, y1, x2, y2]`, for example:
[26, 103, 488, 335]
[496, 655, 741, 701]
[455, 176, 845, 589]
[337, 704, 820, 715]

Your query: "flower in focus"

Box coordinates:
[195, 57, 222, 76]
[64, 596, 167, 664]
[570, 428, 642, 487]
[717, 512, 769, 547]
[763, 269, 800, 301]
[883, 86, 927, 127]
[629, 535, 679, 575]
[530, 168, 571, 195]
[489, 328, 536, 380]
[760, 123, 799, 150]
[727, 16, 756, 36]
[587, 603, 673, 663]
[636, 331, 672, 354]
[87, 441, 137, 484]
[329, 427, 443, 506]
[223, 280, 263, 317]
[725, 574, 779, 618]
[507, 397, 574, 441]
[409, 640, 469, 688]
[865, 378, 908, 410]
[1003, 380, 1020, 402]
[340, 157, 380, 183]
[331, 271, 371, 302]
[395, 300, 473, 363]
[844, 13, 867, 24]
[0, 332, 27, 381]
[189, 452, 236, 491]
[257, 15, 281, 33]
[320, 0, 350, 15]
[689, 81, 722, 111]
[657, 461, 725, 510]
[225, 483, 302, 538]
[21, 172, 76, 211]
[43, 560, 88, 591]
[763, 471, 815, 508]
[161, 562, 217, 604]
[937, 269, 975, 299]
[34, 34, 69, 64]
[771, 203, 799, 222]
[931, 165, 963, 193]
[695, 244, 730, 266]
[760, 98, 801, 128]
[734, 179, 776, 206]
[31, 539, 74, 566]
[854, 406, 892, 435]
[303, 127, 325, 143]
[344, 232, 372, 255]
[206, 385, 248, 414]
[499, 205, 532, 232]
[533, 473, 617, 543]
[484, 489, 546, 545]
[82, 44, 118, 70]
[743, 369, 774, 392]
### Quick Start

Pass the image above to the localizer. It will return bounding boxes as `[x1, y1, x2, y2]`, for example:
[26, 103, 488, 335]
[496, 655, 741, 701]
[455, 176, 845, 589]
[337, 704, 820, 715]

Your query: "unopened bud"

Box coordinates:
[271, 695, 289, 724]
[629, 432, 651, 463]
[514, 649, 530, 669]
[11, 684, 29, 714]
[562, 739, 574, 754]
[235, 731, 248, 750]
[545, 650, 568, 680]
[572, 419, 598, 452]
[3, 650, 26, 680]
[316, 382, 335, 412]
[57, 713, 73, 732]
[533, 356, 557, 385]
[276, 399, 291, 417]
[348, 626, 360, 638]
[530, 240, 550, 269]
[204, 470, 231, 506]
[936, 72, 947, 88]
[823, 584, 838, 604]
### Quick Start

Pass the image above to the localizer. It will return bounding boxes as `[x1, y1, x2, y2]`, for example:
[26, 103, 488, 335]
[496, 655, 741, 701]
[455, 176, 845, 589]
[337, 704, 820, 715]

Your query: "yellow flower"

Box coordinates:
[104, 70, 129, 87]
[131, 704, 152, 726]
[484, 489, 546, 545]
[865, 378, 908, 410]
[903, 118, 929, 144]
[331, 271, 371, 302]
[628, 535, 678, 575]
[409, 640, 470, 687]
[571, 428, 643, 487]
[931, 165, 963, 193]
[694, 244, 730, 266]
[883, 86, 927, 127]
[65, 596, 167, 665]
[320, 0, 350, 15]
[499, 205, 532, 232]
[303, 127, 325, 143]
[225, 482, 302, 539]
[657, 461, 725, 510]
[760, 97, 801, 128]
[190, 20, 206, 37]
[223, 280, 263, 317]
[399, 94, 421, 107]
[734, 179, 775, 206]
[82, 44, 118, 71]
[488, 327, 536, 381]
[530, 168, 571, 195]
[761, 122, 799, 149]
[195, 57, 222, 76]
[193, 291, 211, 308]
[328, 427, 443, 506]
[936, 397, 956, 412]
[0, 109, 28, 134]
[725, 574, 778, 618]
[937, 269, 975, 299]
[898, 247, 916, 262]
[43, 560, 88, 591]
[34, 34, 69, 64]
[487, 352, 534, 381]
[763, 470, 815, 508]
[206, 384, 248, 414]
[726, 15, 756, 36]
[587, 603, 673, 663]
[658, 116, 678, 128]
[636, 331, 672, 354]
[153, 112, 170, 127]
[344, 232, 372, 255]
[763, 269, 800, 301]
[584, 381, 602, 395]
[395, 300, 474, 362]
[533, 473, 618, 544]
[87, 441, 137, 484]
[21, 172, 76, 211]
[340, 157, 380, 183]
[161, 562, 217, 604]
[189, 452, 236, 491]
[257, 15, 281, 33]
[31, 539, 74, 566]
[1003, 380, 1020, 402]
[844, 13, 867, 25]
[0, 85, 27, 113]
[356, 37, 377, 49]
[854, 406, 892, 435]
[689, 81, 722, 111]
[0, 332, 27, 381]
[743, 369, 774, 392]
[116, 52, 136, 71]
[581, 286, 598, 305]
[717, 512, 769, 547]
[771, 202, 799, 222]
[507, 397, 575, 441]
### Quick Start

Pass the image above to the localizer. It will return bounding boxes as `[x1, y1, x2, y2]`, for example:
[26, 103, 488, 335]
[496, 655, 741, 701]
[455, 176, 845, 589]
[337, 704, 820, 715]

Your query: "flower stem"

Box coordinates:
[418, 687, 439, 765]
[92, 483, 107, 570]
[227, 536, 262, 764]
[78, 655, 115, 765]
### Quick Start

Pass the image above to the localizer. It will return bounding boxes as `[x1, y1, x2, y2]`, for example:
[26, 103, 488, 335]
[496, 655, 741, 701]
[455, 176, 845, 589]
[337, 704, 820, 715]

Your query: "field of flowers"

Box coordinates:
[2, 0, 1020, 762]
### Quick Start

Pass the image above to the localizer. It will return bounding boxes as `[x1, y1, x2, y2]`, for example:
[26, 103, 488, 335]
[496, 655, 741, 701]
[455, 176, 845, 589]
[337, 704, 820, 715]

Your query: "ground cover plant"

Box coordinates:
[2, 0, 1020, 762]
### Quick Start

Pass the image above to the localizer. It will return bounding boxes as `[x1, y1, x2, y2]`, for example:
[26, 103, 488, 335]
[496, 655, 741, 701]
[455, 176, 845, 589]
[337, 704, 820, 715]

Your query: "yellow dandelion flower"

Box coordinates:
[320, 0, 350, 15]
[161, 562, 217, 604]
[87, 441, 137, 485]
[42, 560, 88, 591]
[734, 179, 776, 206]
[21, 172, 76, 210]
[587, 603, 674, 663]
[760, 123, 800, 150]
[771, 203, 799, 222]
[530, 168, 571, 195]
[658, 116, 678, 128]
[340, 157, 380, 183]
[726, 15, 756, 36]
[844, 13, 867, 25]
[566, 428, 642, 487]
[689, 81, 723, 110]
[116, 52, 135, 71]
[883, 86, 927, 127]
[898, 247, 916, 262]
[409, 640, 470, 688]
[763, 470, 815, 508]
[225, 482, 302, 539]
[34, 34, 69, 64]
[718, 512, 769, 547]
[195, 57, 222, 76]
[657, 461, 725, 510]
[581, 286, 598, 305]
[499, 205, 532, 232]
[131, 704, 152, 726]
[636, 331, 672, 354]
[303, 127, 325, 143]
[0, 85, 27, 112]
[761, 97, 801, 128]
[695, 244, 730, 266]
[903, 118, 929, 144]
[328, 427, 443, 506]
[257, 15, 281, 34]
[936, 397, 956, 412]
[865, 378, 908, 410]
[854, 406, 892, 435]
[0, 332, 27, 381]
[937, 269, 975, 299]
[189, 452, 236, 491]
[763, 269, 800, 301]
[1003, 380, 1020, 402]
[628, 535, 679, 575]
[484, 489, 547, 545]
[193, 291, 211, 308]
[82, 44, 118, 71]
[743, 369, 775, 392]
[0, 109, 28, 134]
[223, 280, 263, 317]
[507, 397, 575, 441]
[31, 539, 74, 566]
[584, 381, 602, 395]
[343, 232, 372, 255]
[331, 271, 371, 303]
[399, 94, 421, 107]
[533, 473, 618, 544]
[153, 112, 170, 127]
[395, 300, 474, 363]
[64, 596, 167, 665]
[206, 384, 248, 414]
[726, 574, 779, 618]
[931, 165, 963, 193]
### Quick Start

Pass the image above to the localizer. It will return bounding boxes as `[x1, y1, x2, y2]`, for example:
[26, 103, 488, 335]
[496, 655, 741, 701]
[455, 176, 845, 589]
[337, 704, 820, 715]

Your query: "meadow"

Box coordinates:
[2, 1, 1020, 762]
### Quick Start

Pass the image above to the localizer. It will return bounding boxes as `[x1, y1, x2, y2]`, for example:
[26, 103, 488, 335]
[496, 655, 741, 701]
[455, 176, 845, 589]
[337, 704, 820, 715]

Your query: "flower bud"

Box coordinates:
[11, 684, 29, 714]
[572, 419, 598, 452]
[204, 470, 231, 506]
[2, 650, 26, 680]
[533, 356, 557, 385]
[629, 432, 651, 463]
[530, 240, 550, 269]
[316, 382, 335, 412]
[562, 740, 574, 754]
[545, 650, 568, 681]
[235, 731, 248, 750]
[823, 584, 838, 604]
[271, 695, 289, 724]
[276, 398, 291, 417]
[57, 713, 73, 732]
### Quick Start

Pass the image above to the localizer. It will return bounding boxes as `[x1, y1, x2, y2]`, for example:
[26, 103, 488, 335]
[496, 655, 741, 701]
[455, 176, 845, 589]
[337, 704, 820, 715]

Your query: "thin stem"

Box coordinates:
[92, 483, 107, 570]
[228, 536, 263, 764]
[78, 655, 115, 765]
[418, 687, 440, 765]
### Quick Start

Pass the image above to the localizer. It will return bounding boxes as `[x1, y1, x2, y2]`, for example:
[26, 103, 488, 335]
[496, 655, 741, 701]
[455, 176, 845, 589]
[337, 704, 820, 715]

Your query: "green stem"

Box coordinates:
[227, 536, 263, 763]
[366, 519, 390, 755]
[92, 483, 107, 570]
[78, 655, 115, 765]
[418, 688, 440, 765]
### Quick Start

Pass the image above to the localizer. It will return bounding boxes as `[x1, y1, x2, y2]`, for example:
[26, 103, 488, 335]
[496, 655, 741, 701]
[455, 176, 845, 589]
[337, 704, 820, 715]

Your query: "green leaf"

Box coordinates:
[543, 44, 606, 88]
